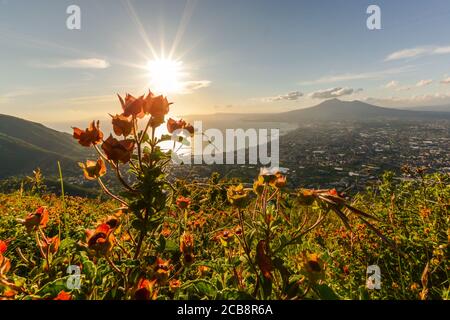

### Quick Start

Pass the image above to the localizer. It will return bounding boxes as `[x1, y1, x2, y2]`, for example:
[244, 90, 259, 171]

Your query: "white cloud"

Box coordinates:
[262, 91, 303, 102]
[300, 66, 412, 85]
[32, 58, 110, 69]
[396, 85, 412, 92]
[433, 46, 450, 54]
[0, 89, 34, 104]
[67, 95, 116, 105]
[394, 79, 433, 92]
[416, 79, 433, 87]
[181, 80, 211, 93]
[384, 80, 399, 89]
[308, 87, 362, 99]
[385, 47, 429, 61]
[385, 45, 450, 61]
[440, 76, 450, 84]
[364, 93, 450, 107]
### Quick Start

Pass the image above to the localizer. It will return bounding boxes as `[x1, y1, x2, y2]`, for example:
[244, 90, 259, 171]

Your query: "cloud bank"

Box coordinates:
[262, 91, 303, 102]
[385, 45, 450, 61]
[308, 87, 362, 99]
[33, 58, 110, 69]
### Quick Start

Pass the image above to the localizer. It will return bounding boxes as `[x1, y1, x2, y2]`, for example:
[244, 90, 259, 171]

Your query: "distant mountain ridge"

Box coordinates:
[0, 114, 92, 179]
[187, 99, 450, 124]
[249, 99, 450, 122]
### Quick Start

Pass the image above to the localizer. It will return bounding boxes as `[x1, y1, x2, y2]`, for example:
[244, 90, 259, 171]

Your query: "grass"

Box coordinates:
[0, 169, 448, 300]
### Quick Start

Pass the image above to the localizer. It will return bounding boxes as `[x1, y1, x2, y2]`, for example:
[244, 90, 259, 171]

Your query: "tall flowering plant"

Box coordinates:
[73, 90, 193, 297]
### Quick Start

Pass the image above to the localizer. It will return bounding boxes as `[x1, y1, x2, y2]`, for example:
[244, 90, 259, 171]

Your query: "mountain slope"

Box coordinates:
[0, 114, 92, 179]
[0, 114, 88, 158]
[253, 99, 450, 122]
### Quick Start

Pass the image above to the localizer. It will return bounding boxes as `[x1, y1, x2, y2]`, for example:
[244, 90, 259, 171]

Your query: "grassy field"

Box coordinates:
[0, 169, 448, 300]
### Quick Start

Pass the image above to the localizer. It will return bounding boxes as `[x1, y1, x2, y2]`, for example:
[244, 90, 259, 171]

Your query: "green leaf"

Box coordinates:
[220, 289, 254, 300]
[165, 239, 179, 253]
[82, 258, 97, 280]
[159, 134, 173, 142]
[156, 234, 166, 252]
[261, 276, 273, 299]
[314, 284, 340, 300]
[359, 287, 370, 300]
[35, 277, 69, 297]
[184, 280, 217, 298]
[141, 132, 150, 143]
[131, 218, 147, 233]
[59, 238, 76, 251]
[272, 257, 290, 289]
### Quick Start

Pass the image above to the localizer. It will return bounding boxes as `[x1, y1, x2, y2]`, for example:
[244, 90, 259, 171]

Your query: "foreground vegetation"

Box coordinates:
[0, 91, 448, 300]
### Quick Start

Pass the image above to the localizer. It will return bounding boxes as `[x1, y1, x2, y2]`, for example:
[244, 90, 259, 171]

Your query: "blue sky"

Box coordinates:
[1, 0, 450, 129]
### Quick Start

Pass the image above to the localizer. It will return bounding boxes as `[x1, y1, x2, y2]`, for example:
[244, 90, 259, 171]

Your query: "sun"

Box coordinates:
[147, 58, 185, 94]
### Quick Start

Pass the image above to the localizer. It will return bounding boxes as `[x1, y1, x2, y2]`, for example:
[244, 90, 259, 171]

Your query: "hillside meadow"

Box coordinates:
[0, 91, 448, 300]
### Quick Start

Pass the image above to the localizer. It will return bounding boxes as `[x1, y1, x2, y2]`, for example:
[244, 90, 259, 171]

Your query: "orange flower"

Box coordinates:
[118, 93, 145, 119]
[104, 215, 121, 229]
[19, 206, 49, 233]
[253, 176, 265, 195]
[153, 257, 171, 284]
[197, 265, 209, 276]
[296, 189, 316, 206]
[184, 124, 194, 134]
[227, 184, 250, 208]
[2, 289, 17, 299]
[110, 114, 133, 137]
[0, 254, 11, 276]
[169, 279, 182, 292]
[167, 118, 186, 133]
[258, 168, 286, 188]
[214, 229, 234, 246]
[161, 226, 172, 238]
[167, 118, 194, 135]
[270, 172, 286, 188]
[72, 120, 103, 147]
[144, 92, 171, 118]
[342, 265, 350, 275]
[101, 135, 135, 163]
[42, 235, 60, 255]
[134, 278, 157, 300]
[300, 252, 325, 282]
[233, 225, 242, 236]
[78, 159, 106, 180]
[176, 196, 191, 209]
[328, 189, 338, 196]
[255, 240, 273, 280]
[188, 216, 207, 230]
[142, 90, 156, 113]
[86, 223, 115, 256]
[420, 207, 431, 219]
[0, 240, 6, 255]
[180, 232, 195, 265]
[54, 290, 72, 300]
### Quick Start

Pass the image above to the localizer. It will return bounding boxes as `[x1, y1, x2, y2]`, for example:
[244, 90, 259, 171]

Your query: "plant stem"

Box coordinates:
[57, 161, 67, 238]
[133, 208, 149, 260]
[97, 178, 128, 206]
[114, 164, 136, 193]
[132, 117, 143, 170]
[237, 208, 259, 279]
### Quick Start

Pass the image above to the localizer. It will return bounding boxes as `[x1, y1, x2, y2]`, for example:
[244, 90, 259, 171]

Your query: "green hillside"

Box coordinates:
[0, 114, 92, 179]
